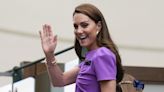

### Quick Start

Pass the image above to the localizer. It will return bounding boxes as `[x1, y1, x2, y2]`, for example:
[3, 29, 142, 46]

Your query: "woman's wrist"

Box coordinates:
[45, 57, 57, 68]
[45, 52, 55, 61]
[46, 58, 57, 67]
[45, 53, 56, 63]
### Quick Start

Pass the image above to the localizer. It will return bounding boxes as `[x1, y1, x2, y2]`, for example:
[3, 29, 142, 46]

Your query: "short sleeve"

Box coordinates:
[93, 50, 117, 81]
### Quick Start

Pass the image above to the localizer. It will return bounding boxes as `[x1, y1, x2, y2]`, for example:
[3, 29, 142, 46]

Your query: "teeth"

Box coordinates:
[79, 35, 87, 40]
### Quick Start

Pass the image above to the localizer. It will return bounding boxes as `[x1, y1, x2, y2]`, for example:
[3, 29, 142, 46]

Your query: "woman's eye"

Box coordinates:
[74, 24, 78, 30]
[81, 23, 88, 28]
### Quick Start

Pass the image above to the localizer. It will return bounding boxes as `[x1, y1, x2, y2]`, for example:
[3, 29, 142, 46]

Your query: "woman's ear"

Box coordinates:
[97, 21, 102, 31]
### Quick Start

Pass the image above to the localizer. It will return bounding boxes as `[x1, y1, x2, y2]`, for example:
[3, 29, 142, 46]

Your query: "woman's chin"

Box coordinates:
[80, 44, 87, 47]
[79, 43, 88, 47]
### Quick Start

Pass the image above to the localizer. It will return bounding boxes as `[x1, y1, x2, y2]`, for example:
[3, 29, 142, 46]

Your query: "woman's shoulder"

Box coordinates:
[96, 47, 115, 57]
[86, 47, 115, 60]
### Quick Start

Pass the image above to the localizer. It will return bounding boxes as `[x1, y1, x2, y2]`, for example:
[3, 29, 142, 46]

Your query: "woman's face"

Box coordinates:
[73, 13, 100, 50]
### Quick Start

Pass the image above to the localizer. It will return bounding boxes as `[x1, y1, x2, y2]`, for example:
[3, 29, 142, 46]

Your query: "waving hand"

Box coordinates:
[39, 24, 57, 62]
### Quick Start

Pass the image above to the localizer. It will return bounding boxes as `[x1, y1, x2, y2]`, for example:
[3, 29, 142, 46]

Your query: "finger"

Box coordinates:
[39, 31, 43, 40]
[47, 25, 53, 36]
[47, 24, 51, 36]
[45, 24, 49, 37]
[42, 24, 46, 37]
[53, 35, 57, 42]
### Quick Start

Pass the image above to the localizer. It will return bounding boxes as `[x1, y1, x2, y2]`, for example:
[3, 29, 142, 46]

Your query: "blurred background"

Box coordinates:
[0, 0, 164, 92]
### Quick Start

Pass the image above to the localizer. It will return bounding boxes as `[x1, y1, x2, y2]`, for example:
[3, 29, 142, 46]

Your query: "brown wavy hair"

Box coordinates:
[73, 3, 124, 83]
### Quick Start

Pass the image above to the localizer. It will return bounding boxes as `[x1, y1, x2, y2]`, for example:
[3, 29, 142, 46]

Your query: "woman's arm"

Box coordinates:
[100, 80, 116, 92]
[39, 24, 79, 87]
[46, 60, 80, 87]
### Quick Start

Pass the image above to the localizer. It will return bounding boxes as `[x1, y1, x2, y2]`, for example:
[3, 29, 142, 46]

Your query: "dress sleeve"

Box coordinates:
[93, 51, 117, 81]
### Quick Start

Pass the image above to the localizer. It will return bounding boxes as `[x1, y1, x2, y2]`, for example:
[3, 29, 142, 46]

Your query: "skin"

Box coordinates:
[73, 13, 99, 51]
[39, 13, 116, 92]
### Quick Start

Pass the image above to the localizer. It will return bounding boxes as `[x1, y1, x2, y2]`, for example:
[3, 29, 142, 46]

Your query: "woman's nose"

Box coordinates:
[75, 27, 83, 34]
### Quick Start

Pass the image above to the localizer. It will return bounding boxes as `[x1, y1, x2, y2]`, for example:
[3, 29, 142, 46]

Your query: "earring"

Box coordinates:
[96, 31, 99, 35]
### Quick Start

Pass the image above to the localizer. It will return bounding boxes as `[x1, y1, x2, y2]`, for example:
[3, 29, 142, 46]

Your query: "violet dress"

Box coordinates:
[75, 47, 117, 92]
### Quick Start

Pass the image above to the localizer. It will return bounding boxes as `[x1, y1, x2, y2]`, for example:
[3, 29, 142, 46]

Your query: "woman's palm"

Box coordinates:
[39, 24, 57, 55]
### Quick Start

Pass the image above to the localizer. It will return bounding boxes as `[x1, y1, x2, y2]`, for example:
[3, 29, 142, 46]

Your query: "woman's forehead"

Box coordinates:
[73, 13, 92, 24]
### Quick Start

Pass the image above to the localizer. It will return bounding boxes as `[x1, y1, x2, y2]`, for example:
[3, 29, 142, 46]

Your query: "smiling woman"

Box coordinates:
[73, 13, 100, 50]
[39, 3, 124, 92]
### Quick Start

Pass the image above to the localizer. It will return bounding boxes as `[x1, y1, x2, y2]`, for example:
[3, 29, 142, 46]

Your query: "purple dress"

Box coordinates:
[75, 47, 117, 92]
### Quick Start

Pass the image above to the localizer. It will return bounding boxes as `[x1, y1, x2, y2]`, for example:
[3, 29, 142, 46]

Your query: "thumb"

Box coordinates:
[53, 35, 57, 43]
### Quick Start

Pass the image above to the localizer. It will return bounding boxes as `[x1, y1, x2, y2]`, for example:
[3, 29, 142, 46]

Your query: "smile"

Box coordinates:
[79, 35, 88, 40]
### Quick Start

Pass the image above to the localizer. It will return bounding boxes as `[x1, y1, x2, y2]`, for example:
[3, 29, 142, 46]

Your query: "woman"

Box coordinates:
[39, 3, 124, 92]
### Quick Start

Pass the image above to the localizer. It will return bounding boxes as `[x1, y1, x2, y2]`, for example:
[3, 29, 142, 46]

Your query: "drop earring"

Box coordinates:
[96, 31, 99, 35]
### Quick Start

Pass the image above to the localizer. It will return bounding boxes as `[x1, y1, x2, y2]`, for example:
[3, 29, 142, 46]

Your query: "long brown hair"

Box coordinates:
[73, 3, 124, 83]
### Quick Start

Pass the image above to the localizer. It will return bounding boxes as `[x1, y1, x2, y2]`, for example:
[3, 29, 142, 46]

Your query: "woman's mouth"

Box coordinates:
[79, 35, 88, 40]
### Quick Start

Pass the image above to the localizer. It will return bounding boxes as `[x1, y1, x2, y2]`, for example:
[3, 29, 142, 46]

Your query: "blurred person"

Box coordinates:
[39, 3, 124, 92]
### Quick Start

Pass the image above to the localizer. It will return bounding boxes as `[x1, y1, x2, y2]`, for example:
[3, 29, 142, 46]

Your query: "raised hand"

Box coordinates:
[39, 24, 57, 61]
